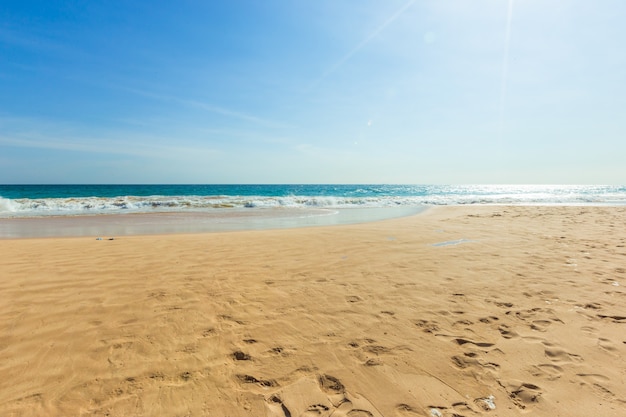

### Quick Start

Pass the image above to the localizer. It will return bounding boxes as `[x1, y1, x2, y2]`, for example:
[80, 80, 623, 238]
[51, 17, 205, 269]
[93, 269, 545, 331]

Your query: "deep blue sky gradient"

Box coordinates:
[1, 0, 625, 184]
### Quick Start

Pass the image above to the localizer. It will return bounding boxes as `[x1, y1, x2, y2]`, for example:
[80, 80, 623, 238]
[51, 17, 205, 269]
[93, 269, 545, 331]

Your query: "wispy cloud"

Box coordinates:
[184, 99, 290, 128]
[0, 116, 218, 158]
[122, 87, 292, 129]
[310, 0, 417, 89]
[0, 134, 217, 159]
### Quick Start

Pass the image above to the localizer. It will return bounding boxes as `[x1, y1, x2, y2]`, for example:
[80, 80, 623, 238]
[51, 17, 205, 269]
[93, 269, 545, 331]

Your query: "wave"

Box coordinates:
[1, 195, 404, 217]
[1, 188, 626, 218]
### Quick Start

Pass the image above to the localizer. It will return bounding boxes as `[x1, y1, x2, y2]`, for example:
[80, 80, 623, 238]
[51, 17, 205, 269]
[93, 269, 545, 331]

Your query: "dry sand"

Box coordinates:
[1, 205, 625, 416]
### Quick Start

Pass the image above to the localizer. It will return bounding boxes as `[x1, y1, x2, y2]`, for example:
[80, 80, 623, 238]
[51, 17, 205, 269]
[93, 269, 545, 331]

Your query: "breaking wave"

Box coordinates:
[1, 184, 625, 218]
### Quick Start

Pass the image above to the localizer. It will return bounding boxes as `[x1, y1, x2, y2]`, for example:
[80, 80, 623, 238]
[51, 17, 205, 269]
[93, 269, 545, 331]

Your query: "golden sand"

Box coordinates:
[1, 206, 625, 416]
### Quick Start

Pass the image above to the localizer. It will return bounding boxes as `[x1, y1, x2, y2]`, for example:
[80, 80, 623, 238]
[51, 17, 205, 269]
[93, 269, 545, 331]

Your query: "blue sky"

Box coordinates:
[1, 0, 624, 184]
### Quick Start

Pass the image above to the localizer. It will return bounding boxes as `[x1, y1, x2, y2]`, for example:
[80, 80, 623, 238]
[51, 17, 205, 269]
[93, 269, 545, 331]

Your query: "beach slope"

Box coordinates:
[1, 206, 625, 416]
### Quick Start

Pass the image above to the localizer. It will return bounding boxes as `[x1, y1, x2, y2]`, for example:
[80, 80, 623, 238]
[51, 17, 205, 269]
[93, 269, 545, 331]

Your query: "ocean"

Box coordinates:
[1, 184, 626, 218]
[1, 184, 625, 238]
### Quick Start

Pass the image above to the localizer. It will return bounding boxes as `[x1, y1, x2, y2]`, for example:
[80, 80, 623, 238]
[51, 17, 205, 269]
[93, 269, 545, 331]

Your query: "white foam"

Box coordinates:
[1, 195, 419, 217]
[0, 197, 19, 213]
[2, 184, 626, 218]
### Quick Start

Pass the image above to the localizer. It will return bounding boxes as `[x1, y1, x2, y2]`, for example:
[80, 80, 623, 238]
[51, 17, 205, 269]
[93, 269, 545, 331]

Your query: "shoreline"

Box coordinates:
[1, 205, 625, 416]
[4, 202, 626, 239]
[0, 206, 425, 239]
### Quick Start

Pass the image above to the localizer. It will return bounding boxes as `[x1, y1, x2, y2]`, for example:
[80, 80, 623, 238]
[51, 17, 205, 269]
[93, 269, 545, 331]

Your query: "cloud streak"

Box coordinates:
[0, 117, 218, 159]
[122, 87, 291, 129]
[311, 0, 417, 88]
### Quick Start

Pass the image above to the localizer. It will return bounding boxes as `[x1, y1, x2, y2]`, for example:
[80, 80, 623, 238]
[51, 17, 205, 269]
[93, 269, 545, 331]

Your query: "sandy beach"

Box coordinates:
[1, 205, 625, 416]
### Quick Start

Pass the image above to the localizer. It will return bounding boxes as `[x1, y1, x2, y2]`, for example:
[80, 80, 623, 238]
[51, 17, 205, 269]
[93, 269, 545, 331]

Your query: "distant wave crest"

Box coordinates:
[1, 195, 409, 217]
[0, 194, 626, 217]
[1, 185, 626, 218]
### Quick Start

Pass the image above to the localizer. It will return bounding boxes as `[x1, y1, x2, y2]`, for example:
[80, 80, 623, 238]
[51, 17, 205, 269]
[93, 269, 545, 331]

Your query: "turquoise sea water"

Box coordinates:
[1, 184, 625, 238]
[1, 184, 626, 218]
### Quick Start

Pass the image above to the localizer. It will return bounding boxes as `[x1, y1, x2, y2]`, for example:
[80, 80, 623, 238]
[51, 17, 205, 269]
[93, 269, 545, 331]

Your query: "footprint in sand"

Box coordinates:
[265, 375, 381, 417]
[233, 350, 252, 361]
[473, 395, 497, 412]
[478, 316, 500, 324]
[413, 319, 440, 334]
[452, 319, 473, 328]
[528, 363, 563, 381]
[419, 400, 483, 416]
[490, 301, 514, 309]
[267, 395, 293, 417]
[237, 374, 278, 388]
[451, 354, 500, 373]
[512, 308, 564, 328]
[497, 324, 518, 339]
[598, 337, 619, 355]
[530, 319, 553, 332]
[318, 374, 345, 393]
[395, 403, 422, 416]
[507, 382, 543, 410]
[346, 338, 395, 366]
[580, 325, 598, 336]
[575, 374, 615, 400]
[542, 342, 582, 365]
[201, 327, 217, 337]
[318, 374, 350, 409]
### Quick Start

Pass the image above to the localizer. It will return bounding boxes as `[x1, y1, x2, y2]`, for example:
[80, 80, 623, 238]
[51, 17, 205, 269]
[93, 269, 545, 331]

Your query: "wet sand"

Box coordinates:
[0, 207, 423, 238]
[0, 205, 625, 416]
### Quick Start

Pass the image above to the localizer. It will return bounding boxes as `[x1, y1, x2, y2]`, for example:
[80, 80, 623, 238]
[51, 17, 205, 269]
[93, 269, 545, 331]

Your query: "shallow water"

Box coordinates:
[0, 206, 425, 239]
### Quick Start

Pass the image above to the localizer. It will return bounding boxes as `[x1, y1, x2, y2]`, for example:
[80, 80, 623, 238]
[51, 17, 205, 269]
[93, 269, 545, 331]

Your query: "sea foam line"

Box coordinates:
[1, 187, 626, 218]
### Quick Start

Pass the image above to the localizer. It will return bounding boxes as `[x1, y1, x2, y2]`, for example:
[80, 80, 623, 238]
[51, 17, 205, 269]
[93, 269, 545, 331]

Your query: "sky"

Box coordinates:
[1, 0, 625, 184]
